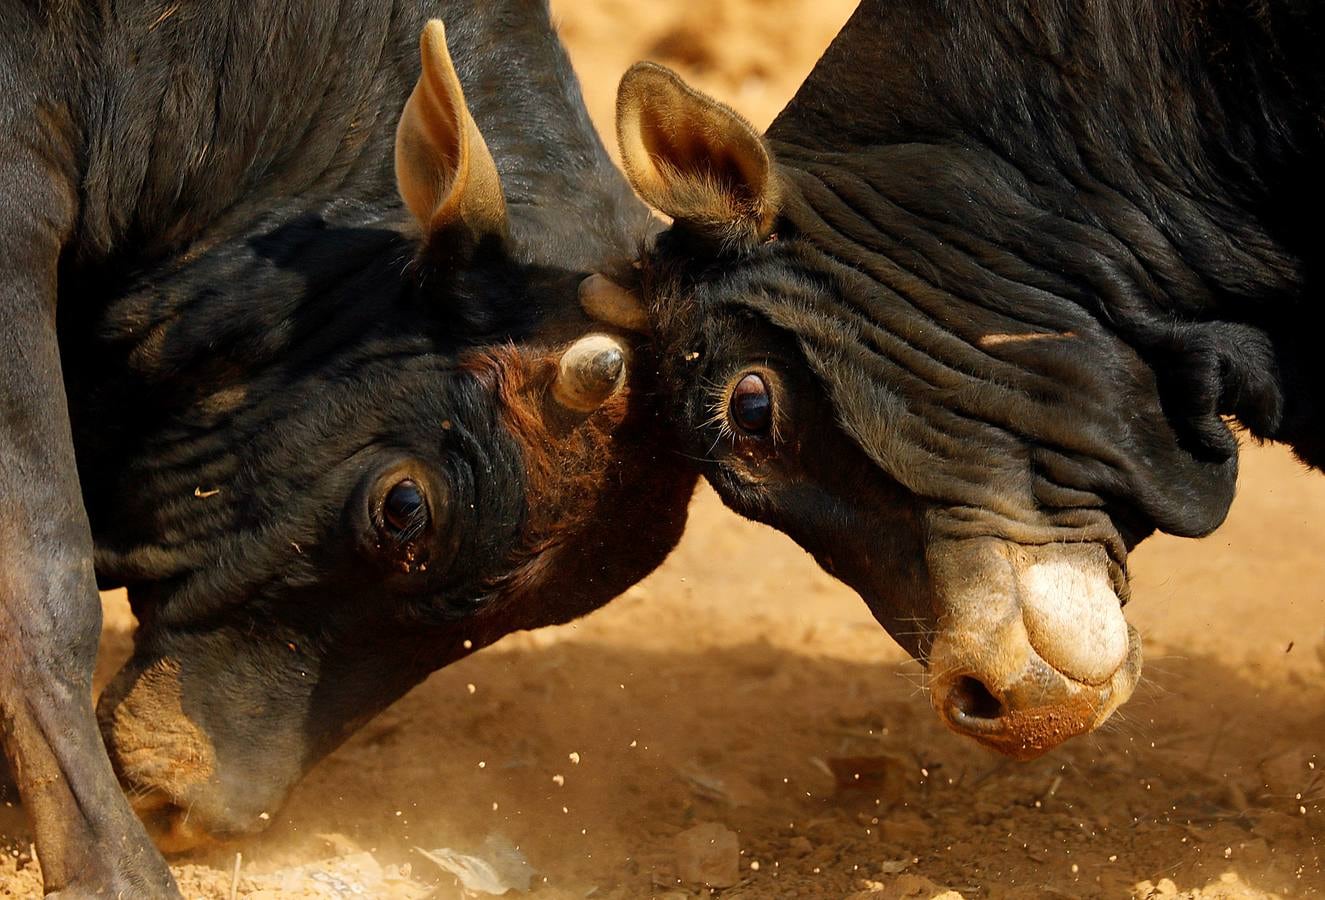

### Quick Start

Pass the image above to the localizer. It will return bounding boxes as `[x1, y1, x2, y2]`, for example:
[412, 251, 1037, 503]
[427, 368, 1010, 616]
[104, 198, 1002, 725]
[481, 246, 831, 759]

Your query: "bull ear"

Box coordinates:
[616, 62, 778, 250]
[395, 20, 507, 257]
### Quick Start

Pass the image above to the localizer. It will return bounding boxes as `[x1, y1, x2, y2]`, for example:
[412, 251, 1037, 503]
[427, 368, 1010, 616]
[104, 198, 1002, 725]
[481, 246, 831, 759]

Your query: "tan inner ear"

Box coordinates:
[395, 19, 506, 243]
[616, 61, 777, 240]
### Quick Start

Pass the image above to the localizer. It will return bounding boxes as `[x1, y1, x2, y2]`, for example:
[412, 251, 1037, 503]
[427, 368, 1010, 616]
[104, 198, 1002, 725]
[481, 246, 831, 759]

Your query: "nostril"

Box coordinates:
[947, 676, 1004, 723]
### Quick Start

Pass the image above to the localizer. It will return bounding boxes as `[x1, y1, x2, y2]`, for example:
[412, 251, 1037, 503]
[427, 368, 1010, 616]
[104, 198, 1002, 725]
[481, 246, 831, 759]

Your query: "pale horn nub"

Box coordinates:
[579, 274, 649, 333]
[552, 334, 629, 414]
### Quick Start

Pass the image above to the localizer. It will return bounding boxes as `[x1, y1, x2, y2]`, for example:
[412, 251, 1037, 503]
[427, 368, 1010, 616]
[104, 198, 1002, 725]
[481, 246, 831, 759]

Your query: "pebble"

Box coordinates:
[845, 873, 963, 900]
[1132, 877, 1178, 898]
[787, 836, 814, 858]
[880, 812, 933, 845]
[673, 822, 740, 888]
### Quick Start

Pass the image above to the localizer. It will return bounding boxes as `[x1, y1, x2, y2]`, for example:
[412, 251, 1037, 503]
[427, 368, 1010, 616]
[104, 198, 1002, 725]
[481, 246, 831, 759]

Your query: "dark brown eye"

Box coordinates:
[729, 372, 772, 434]
[382, 479, 429, 540]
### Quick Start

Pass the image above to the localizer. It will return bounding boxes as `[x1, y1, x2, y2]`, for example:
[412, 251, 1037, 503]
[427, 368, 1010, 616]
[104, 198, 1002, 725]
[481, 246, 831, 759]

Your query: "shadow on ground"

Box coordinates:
[3, 604, 1319, 899]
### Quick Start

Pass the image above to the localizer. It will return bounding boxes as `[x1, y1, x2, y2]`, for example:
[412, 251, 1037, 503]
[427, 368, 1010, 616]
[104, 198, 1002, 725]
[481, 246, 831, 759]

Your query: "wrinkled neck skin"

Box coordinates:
[737, 0, 1324, 649]
[768, 0, 1325, 462]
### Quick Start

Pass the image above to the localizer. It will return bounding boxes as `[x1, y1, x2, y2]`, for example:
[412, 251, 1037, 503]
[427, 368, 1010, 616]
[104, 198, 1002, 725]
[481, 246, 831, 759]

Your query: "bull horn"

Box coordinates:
[579, 274, 649, 333]
[552, 334, 629, 414]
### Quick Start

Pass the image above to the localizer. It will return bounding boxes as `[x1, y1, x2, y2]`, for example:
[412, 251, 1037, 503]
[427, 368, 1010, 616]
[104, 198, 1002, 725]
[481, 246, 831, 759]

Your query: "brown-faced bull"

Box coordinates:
[0, 2, 695, 896]
[587, 0, 1324, 760]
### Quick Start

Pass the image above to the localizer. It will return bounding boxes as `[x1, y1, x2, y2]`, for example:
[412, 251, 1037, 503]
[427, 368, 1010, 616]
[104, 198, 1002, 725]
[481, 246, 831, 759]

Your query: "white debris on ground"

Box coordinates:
[415, 834, 536, 895]
[237, 835, 536, 899]
[243, 852, 428, 899]
[844, 873, 964, 899]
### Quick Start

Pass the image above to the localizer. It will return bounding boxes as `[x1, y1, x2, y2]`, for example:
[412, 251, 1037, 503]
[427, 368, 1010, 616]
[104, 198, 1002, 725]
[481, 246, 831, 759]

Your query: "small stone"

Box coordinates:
[787, 836, 814, 858]
[827, 755, 909, 797]
[673, 822, 740, 888]
[880, 812, 932, 845]
[845, 873, 962, 899]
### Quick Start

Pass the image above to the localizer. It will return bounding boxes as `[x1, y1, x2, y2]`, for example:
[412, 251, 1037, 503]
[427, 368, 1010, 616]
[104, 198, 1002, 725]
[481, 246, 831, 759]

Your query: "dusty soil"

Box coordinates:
[3, 2, 1323, 898]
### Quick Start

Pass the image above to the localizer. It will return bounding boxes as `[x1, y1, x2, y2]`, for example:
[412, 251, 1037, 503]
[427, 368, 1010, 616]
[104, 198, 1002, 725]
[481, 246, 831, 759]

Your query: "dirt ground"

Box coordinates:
[3, 2, 1323, 898]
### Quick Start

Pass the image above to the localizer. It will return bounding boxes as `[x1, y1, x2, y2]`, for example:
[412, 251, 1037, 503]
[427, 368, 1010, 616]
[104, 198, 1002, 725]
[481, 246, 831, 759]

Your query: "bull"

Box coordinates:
[586, 0, 1323, 759]
[0, 1, 695, 895]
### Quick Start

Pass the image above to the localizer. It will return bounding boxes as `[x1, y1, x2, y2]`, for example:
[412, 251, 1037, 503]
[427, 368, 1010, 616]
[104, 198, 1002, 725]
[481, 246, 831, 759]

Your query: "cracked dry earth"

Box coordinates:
[2, 2, 1323, 897]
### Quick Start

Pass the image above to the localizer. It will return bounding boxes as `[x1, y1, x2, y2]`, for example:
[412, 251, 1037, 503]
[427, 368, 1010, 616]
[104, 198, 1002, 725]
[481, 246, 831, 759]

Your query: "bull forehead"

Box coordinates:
[460, 342, 633, 537]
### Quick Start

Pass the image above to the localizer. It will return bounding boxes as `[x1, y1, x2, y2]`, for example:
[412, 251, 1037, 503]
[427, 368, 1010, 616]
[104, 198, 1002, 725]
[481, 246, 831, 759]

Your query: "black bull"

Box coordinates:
[587, 0, 1325, 759]
[0, 1, 696, 896]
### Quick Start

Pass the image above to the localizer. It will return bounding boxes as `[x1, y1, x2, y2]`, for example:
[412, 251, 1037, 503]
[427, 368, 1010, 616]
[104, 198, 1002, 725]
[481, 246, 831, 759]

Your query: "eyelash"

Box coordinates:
[386, 505, 430, 543]
[703, 372, 783, 449]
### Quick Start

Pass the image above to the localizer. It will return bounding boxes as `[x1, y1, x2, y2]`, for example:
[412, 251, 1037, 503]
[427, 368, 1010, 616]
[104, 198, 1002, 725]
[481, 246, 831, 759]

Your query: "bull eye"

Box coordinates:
[729, 372, 773, 435]
[382, 479, 429, 541]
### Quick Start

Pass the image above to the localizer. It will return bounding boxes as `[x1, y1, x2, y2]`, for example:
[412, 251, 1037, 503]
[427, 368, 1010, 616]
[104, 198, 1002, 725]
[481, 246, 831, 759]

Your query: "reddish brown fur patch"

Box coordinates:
[953, 692, 1101, 761]
[460, 344, 632, 591]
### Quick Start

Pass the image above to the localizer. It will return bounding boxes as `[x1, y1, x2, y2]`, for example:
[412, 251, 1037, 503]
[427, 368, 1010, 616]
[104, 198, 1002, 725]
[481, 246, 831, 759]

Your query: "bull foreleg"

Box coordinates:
[0, 123, 179, 900]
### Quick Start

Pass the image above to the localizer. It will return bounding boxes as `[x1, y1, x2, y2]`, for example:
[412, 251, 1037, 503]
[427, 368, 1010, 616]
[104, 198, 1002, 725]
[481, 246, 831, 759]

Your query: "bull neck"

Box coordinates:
[766, 0, 1318, 317]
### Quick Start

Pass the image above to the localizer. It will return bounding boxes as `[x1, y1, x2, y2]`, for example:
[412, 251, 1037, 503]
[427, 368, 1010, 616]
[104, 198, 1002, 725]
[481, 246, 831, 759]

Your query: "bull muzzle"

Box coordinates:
[924, 538, 1142, 758]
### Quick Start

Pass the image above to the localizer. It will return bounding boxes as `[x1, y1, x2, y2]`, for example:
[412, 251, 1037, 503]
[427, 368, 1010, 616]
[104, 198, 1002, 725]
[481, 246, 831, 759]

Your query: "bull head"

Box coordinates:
[92, 20, 694, 852]
[586, 60, 1249, 759]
